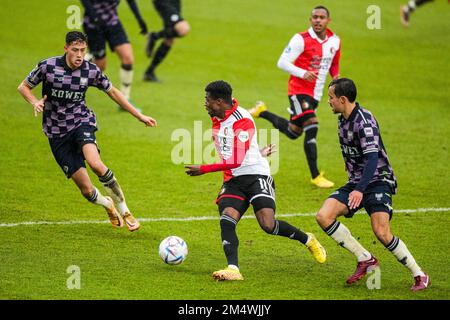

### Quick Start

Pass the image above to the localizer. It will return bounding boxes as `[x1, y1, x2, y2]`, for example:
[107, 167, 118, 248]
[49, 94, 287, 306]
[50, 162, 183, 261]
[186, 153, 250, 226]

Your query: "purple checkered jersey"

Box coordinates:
[337, 103, 397, 193]
[83, 0, 120, 28]
[25, 55, 112, 138]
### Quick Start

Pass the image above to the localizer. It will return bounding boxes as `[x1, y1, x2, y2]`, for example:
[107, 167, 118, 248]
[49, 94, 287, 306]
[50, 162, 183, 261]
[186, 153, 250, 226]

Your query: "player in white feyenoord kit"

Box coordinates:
[185, 80, 327, 281]
[249, 6, 340, 189]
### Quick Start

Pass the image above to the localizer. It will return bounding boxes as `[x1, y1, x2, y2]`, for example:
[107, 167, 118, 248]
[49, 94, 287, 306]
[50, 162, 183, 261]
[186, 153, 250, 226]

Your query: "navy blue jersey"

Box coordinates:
[337, 103, 397, 193]
[25, 55, 112, 138]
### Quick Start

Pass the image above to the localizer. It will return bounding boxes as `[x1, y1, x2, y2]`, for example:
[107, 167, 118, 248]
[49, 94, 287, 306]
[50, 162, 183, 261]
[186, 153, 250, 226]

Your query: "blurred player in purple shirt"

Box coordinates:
[315, 78, 429, 292]
[81, 0, 147, 103]
[17, 31, 157, 232]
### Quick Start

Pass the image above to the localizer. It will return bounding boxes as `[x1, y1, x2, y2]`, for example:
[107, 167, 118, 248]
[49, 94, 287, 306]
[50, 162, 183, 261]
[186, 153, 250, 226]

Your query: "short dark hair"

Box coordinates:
[65, 31, 87, 45]
[312, 5, 330, 17]
[329, 78, 357, 103]
[205, 80, 233, 105]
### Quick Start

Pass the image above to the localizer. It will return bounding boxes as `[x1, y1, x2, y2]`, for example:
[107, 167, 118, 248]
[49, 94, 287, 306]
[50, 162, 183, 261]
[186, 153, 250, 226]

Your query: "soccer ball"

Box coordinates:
[158, 236, 188, 265]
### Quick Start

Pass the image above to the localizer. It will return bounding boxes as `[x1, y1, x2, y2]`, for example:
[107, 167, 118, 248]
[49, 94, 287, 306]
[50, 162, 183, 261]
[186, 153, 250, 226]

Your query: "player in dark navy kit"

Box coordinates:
[143, 0, 190, 82]
[81, 0, 147, 101]
[315, 78, 429, 291]
[17, 31, 157, 232]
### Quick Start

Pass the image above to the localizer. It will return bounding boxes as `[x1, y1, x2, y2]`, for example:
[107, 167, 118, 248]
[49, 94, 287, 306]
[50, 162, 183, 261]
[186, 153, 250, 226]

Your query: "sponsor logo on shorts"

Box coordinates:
[384, 202, 393, 212]
[375, 193, 383, 201]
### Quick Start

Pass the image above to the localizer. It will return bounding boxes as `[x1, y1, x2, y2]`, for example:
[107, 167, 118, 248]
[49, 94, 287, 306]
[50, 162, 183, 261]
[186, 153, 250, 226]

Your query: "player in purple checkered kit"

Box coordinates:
[17, 31, 157, 232]
[315, 78, 429, 291]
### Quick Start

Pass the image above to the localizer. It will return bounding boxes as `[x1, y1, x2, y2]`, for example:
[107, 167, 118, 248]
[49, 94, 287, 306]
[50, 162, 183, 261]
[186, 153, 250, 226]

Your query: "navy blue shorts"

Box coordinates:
[216, 175, 276, 216]
[153, 0, 184, 30]
[328, 182, 394, 219]
[48, 125, 98, 178]
[83, 21, 129, 59]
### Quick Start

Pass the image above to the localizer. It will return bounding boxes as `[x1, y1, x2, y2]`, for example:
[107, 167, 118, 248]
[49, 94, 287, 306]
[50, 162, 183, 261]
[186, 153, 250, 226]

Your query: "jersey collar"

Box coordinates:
[213, 98, 239, 122]
[62, 54, 84, 71]
[308, 27, 333, 43]
[347, 102, 361, 122]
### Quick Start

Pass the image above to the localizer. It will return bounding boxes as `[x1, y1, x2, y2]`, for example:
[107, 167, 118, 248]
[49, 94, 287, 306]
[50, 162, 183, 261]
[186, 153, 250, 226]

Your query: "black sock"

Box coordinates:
[146, 43, 172, 74]
[272, 220, 309, 244]
[304, 124, 320, 178]
[260, 111, 300, 139]
[155, 27, 178, 39]
[220, 215, 239, 267]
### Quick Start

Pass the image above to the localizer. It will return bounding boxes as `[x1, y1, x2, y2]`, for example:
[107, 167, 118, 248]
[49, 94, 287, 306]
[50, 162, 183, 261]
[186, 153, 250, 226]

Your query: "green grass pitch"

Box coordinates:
[0, 0, 449, 300]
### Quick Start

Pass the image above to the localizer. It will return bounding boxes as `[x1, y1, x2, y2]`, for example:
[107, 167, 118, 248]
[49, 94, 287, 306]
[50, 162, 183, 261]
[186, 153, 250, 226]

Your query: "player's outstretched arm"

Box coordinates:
[17, 80, 46, 117]
[106, 86, 157, 127]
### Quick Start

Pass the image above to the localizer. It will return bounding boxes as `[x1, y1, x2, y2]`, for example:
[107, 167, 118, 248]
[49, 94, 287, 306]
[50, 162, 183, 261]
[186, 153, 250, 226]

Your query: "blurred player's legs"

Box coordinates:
[401, 0, 434, 26]
[248, 101, 334, 188]
[115, 43, 134, 101]
[144, 0, 190, 82]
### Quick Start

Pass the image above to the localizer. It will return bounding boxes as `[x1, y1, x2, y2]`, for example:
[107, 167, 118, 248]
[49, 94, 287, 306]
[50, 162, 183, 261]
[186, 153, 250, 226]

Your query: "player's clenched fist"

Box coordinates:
[32, 95, 47, 116]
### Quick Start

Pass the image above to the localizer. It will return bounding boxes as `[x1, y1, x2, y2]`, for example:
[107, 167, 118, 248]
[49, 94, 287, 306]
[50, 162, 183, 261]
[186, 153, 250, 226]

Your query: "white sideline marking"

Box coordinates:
[0, 207, 449, 228]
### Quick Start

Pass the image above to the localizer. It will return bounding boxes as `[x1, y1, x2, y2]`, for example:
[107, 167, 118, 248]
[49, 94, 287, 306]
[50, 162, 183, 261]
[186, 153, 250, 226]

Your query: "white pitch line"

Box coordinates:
[0, 207, 449, 228]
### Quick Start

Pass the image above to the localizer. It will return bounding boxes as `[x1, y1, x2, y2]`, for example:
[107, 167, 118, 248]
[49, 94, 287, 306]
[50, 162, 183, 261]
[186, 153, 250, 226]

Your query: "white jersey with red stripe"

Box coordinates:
[277, 27, 341, 101]
[207, 100, 270, 182]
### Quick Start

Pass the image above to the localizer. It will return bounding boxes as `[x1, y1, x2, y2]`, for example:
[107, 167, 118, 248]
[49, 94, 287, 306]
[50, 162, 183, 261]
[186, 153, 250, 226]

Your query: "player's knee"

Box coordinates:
[287, 123, 302, 140]
[120, 54, 134, 65]
[255, 209, 276, 234]
[372, 224, 391, 244]
[80, 185, 94, 199]
[175, 21, 190, 37]
[221, 208, 240, 222]
[260, 221, 275, 234]
[88, 160, 106, 176]
[316, 208, 334, 228]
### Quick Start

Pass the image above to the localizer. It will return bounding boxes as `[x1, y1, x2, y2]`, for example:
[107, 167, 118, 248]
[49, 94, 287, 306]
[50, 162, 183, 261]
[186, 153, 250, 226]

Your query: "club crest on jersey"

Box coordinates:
[80, 78, 88, 86]
[238, 131, 249, 143]
[364, 127, 374, 137]
[330, 47, 336, 54]
[223, 127, 229, 136]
